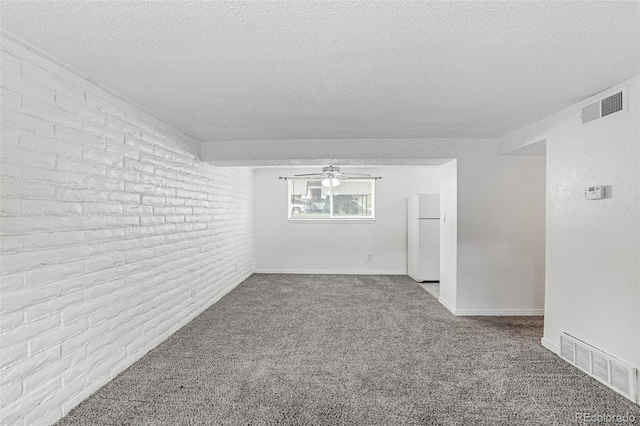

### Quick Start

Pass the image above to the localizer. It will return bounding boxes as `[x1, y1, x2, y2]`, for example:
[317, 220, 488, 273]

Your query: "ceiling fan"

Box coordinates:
[278, 165, 382, 188]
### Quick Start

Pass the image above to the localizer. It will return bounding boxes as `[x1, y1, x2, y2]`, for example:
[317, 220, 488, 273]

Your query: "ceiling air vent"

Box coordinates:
[581, 90, 625, 124]
[560, 333, 637, 402]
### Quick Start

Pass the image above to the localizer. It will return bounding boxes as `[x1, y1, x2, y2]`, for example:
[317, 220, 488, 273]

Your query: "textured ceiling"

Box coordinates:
[1, 1, 638, 142]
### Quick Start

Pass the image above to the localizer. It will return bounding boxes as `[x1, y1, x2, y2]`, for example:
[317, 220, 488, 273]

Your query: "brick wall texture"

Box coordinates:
[0, 36, 254, 425]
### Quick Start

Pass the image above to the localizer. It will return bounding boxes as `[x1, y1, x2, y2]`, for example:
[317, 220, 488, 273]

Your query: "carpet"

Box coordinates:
[56, 274, 640, 425]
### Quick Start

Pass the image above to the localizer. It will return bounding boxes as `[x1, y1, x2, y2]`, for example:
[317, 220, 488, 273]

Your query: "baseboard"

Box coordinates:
[253, 269, 407, 275]
[453, 308, 544, 316]
[541, 337, 560, 355]
[438, 297, 457, 315]
[436, 303, 544, 316]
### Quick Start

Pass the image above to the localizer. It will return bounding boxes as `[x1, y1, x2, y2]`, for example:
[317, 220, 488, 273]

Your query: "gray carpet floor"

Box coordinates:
[57, 274, 640, 425]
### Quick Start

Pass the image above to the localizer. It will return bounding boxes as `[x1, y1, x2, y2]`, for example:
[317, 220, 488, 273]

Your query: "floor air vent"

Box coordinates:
[560, 333, 637, 402]
[581, 90, 625, 124]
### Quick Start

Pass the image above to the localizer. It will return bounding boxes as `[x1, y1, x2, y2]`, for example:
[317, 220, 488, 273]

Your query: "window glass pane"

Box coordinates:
[290, 180, 331, 219]
[332, 182, 373, 217]
[331, 180, 373, 218]
[291, 179, 308, 196]
[288, 178, 374, 220]
[337, 180, 372, 195]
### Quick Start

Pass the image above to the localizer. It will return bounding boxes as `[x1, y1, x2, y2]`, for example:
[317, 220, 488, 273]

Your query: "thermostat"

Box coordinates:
[584, 186, 605, 200]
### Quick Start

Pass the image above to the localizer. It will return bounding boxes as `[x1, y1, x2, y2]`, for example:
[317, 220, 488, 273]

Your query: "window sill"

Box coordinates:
[288, 218, 375, 224]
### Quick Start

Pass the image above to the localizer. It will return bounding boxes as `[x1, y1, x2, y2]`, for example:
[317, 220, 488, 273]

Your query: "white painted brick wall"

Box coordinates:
[0, 36, 254, 426]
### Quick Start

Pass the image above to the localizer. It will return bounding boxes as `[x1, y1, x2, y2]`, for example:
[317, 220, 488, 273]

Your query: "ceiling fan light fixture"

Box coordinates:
[322, 177, 341, 187]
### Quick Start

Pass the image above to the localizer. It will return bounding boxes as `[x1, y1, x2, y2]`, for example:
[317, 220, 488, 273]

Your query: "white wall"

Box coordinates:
[252, 150, 546, 316]
[453, 140, 546, 315]
[253, 167, 440, 274]
[501, 75, 640, 372]
[439, 160, 457, 312]
[0, 36, 254, 425]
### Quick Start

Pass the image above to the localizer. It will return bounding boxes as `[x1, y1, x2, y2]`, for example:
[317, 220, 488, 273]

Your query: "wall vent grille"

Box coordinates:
[581, 90, 625, 124]
[560, 333, 637, 402]
[601, 91, 623, 117]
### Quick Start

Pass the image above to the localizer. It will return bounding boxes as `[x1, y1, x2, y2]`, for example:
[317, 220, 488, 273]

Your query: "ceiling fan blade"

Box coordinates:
[280, 176, 324, 180]
[280, 166, 382, 182]
[341, 176, 382, 180]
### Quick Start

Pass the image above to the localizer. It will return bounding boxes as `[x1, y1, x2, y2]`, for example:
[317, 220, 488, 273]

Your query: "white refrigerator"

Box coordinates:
[407, 194, 440, 282]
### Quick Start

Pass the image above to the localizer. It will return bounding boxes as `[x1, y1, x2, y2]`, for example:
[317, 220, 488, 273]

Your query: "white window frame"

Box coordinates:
[287, 178, 376, 222]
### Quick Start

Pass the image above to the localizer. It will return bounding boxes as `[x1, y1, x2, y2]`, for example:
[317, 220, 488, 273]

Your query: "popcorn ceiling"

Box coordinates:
[2, 1, 638, 142]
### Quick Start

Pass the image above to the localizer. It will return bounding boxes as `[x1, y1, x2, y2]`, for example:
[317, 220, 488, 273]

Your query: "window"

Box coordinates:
[288, 179, 375, 220]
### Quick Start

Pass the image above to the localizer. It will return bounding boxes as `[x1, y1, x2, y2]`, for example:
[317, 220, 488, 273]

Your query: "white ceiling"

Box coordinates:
[1, 1, 638, 142]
